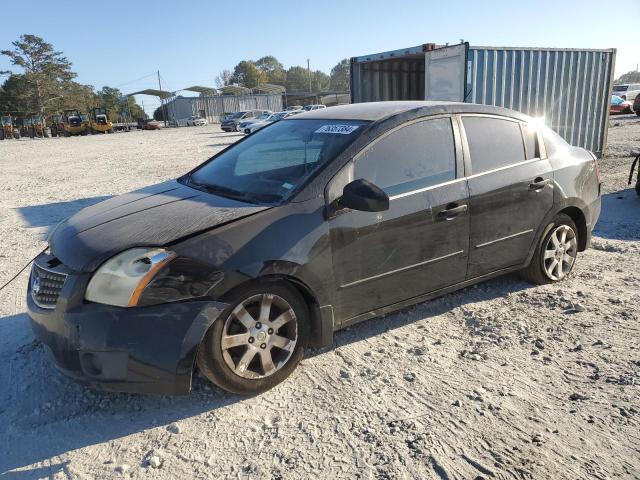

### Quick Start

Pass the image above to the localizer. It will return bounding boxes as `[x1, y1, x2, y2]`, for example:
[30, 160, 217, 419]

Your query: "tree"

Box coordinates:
[256, 55, 286, 85]
[214, 69, 232, 89]
[230, 60, 264, 89]
[615, 70, 640, 84]
[330, 59, 350, 92]
[1, 34, 75, 114]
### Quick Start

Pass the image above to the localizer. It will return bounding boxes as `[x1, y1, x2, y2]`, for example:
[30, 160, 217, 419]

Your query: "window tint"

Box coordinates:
[521, 124, 539, 160]
[463, 117, 525, 173]
[354, 118, 456, 196]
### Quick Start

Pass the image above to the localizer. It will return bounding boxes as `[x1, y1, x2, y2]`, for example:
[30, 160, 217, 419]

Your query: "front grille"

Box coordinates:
[31, 263, 67, 309]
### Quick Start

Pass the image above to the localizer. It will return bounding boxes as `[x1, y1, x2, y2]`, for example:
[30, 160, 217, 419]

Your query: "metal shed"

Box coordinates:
[350, 43, 616, 156]
[164, 93, 283, 123]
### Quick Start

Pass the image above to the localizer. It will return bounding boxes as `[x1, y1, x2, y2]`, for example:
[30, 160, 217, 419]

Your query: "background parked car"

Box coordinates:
[187, 116, 207, 126]
[633, 94, 640, 116]
[610, 95, 633, 115]
[612, 83, 640, 102]
[303, 104, 326, 111]
[238, 112, 273, 132]
[221, 110, 271, 132]
[243, 111, 296, 134]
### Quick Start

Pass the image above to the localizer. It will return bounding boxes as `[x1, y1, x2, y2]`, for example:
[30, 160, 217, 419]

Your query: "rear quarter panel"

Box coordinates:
[548, 145, 601, 238]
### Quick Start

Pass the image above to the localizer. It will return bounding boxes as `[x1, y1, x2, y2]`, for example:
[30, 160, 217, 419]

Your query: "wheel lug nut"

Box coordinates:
[260, 343, 266, 349]
[268, 328, 273, 334]
[255, 322, 262, 329]
[248, 337, 254, 344]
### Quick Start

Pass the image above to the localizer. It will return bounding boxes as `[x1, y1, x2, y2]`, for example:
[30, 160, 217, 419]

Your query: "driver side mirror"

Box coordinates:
[339, 179, 389, 212]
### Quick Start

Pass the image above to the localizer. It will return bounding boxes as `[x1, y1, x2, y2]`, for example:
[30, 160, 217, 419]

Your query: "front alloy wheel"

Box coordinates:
[197, 282, 309, 394]
[221, 294, 298, 379]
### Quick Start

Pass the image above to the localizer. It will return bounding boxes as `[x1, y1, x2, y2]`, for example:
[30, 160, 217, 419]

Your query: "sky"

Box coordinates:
[1, 0, 638, 115]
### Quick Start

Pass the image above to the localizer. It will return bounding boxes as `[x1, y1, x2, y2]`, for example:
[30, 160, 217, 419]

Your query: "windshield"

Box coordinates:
[188, 119, 369, 204]
[228, 112, 245, 120]
[613, 85, 628, 92]
[1, 116, 11, 125]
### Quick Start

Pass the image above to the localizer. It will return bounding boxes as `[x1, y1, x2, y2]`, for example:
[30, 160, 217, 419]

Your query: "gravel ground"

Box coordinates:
[0, 120, 639, 479]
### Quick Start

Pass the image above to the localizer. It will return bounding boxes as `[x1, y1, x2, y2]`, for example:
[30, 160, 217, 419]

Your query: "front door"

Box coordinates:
[461, 115, 554, 278]
[328, 117, 470, 322]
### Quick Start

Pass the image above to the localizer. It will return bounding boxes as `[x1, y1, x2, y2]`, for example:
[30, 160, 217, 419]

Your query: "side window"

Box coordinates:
[521, 123, 539, 160]
[354, 118, 456, 196]
[462, 117, 525, 173]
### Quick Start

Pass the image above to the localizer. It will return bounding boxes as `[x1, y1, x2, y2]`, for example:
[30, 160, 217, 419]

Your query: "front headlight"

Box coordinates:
[85, 248, 176, 307]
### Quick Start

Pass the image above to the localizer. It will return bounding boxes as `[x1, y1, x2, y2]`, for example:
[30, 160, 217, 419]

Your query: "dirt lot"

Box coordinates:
[1, 119, 639, 479]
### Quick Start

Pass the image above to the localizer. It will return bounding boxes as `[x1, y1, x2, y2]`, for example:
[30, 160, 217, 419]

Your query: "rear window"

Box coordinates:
[463, 117, 525, 174]
[521, 124, 539, 160]
[613, 85, 628, 92]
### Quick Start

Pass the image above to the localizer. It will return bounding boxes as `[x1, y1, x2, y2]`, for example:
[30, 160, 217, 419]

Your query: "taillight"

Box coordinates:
[593, 155, 603, 185]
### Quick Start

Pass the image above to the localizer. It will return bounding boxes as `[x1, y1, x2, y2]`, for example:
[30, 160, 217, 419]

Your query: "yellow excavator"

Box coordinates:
[29, 114, 49, 138]
[49, 114, 65, 137]
[89, 107, 114, 134]
[0, 114, 20, 140]
[62, 109, 89, 136]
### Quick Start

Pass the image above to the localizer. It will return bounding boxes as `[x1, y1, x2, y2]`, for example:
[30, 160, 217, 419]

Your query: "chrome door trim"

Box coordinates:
[474, 229, 534, 249]
[388, 177, 466, 201]
[339, 250, 464, 289]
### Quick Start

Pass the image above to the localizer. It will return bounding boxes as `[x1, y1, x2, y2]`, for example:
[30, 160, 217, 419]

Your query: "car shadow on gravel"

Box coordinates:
[593, 189, 640, 241]
[318, 273, 535, 354]
[15, 196, 111, 233]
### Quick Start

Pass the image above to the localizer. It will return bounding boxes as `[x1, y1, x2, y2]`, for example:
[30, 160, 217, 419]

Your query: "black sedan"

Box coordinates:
[27, 102, 602, 395]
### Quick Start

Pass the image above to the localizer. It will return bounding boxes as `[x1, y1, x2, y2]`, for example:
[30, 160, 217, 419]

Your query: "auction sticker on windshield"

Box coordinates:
[315, 124, 359, 134]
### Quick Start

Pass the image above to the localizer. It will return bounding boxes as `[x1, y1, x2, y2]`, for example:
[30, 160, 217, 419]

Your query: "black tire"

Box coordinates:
[521, 213, 579, 285]
[14, 131, 20, 139]
[0, 129, 4, 140]
[64, 130, 70, 138]
[197, 281, 309, 395]
[636, 111, 640, 117]
[28, 127, 35, 139]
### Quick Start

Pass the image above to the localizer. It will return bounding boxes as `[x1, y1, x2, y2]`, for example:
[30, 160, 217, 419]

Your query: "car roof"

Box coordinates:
[287, 101, 531, 123]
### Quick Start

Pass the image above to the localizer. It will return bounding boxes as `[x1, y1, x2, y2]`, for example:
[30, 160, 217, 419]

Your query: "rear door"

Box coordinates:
[328, 116, 469, 321]
[424, 43, 468, 102]
[461, 115, 553, 278]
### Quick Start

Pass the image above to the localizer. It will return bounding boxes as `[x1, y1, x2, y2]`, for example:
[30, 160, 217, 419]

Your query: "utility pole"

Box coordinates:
[158, 70, 168, 127]
[307, 59, 312, 95]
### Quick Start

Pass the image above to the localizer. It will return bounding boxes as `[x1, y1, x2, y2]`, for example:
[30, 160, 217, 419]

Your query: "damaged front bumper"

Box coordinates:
[26, 254, 227, 395]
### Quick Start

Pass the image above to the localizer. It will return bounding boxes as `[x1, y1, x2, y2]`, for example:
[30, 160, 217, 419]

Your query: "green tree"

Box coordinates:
[256, 55, 286, 85]
[230, 60, 264, 88]
[615, 70, 640, 84]
[0, 74, 31, 114]
[1, 34, 75, 114]
[330, 59, 350, 92]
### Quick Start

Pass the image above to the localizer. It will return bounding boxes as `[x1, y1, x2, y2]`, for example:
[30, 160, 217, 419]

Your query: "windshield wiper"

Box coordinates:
[188, 177, 253, 203]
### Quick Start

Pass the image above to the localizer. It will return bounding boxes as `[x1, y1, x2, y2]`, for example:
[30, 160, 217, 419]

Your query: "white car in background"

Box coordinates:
[303, 104, 326, 111]
[237, 112, 273, 132]
[612, 84, 640, 102]
[243, 111, 298, 134]
[187, 116, 207, 126]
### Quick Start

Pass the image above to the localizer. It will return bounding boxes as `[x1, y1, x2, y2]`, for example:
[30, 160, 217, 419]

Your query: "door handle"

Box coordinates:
[529, 177, 551, 190]
[437, 204, 468, 220]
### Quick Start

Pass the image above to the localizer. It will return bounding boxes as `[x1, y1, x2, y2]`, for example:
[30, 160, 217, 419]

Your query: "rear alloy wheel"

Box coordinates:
[542, 224, 577, 281]
[521, 214, 578, 284]
[197, 283, 309, 394]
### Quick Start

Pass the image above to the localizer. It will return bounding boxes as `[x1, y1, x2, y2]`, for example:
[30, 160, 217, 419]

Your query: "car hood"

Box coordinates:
[49, 180, 269, 272]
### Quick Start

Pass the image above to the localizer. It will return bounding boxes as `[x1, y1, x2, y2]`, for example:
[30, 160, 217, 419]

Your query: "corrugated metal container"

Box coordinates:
[165, 93, 283, 123]
[351, 43, 616, 155]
